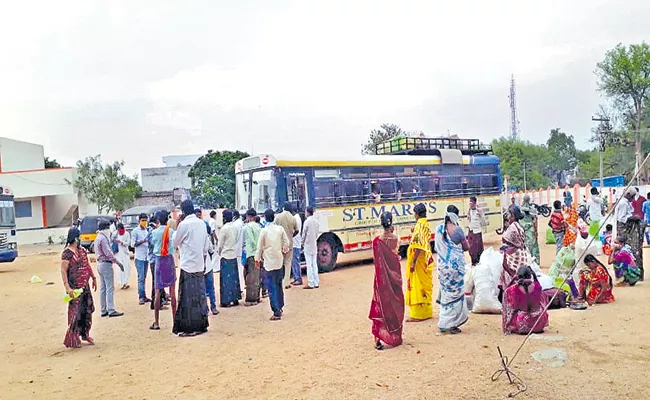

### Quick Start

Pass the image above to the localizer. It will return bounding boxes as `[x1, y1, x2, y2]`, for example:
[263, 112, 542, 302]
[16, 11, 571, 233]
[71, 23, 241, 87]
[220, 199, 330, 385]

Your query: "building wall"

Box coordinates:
[141, 165, 192, 192]
[45, 194, 78, 226]
[15, 196, 44, 230]
[0, 168, 77, 198]
[0, 138, 44, 172]
[17, 227, 69, 246]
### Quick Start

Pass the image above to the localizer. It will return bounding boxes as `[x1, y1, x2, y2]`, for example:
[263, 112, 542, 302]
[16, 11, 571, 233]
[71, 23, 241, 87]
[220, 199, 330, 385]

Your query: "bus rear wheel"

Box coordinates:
[317, 240, 338, 273]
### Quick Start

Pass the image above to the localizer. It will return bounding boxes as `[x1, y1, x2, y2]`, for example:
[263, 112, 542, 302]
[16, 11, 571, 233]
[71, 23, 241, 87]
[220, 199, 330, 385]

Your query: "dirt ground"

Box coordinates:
[1, 231, 650, 400]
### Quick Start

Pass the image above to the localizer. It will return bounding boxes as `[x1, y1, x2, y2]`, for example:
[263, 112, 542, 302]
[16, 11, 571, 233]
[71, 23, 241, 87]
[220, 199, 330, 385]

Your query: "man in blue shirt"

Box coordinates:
[642, 192, 650, 245]
[131, 213, 151, 305]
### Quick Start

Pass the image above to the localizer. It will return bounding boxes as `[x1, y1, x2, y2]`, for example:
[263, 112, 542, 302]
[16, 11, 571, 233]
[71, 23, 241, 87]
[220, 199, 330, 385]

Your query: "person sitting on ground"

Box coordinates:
[608, 235, 641, 286]
[502, 265, 549, 335]
[579, 254, 615, 306]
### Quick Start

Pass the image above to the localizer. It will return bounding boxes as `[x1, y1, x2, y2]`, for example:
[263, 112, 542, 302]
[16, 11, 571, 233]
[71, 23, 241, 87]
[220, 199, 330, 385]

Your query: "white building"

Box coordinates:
[162, 154, 202, 167]
[141, 165, 192, 192]
[0, 138, 94, 244]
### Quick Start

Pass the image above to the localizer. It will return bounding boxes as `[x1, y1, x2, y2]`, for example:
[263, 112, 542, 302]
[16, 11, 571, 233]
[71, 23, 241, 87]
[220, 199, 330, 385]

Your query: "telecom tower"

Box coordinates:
[508, 74, 520, 140]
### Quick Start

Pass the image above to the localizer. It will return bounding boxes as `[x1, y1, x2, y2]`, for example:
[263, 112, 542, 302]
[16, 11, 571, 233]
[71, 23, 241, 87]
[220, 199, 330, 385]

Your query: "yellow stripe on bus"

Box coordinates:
[275, 159, 453, 167]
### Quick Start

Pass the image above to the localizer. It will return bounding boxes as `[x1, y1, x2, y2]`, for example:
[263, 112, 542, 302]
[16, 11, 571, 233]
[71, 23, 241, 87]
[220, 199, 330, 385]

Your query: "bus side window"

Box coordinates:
[341, 167, 369, 204]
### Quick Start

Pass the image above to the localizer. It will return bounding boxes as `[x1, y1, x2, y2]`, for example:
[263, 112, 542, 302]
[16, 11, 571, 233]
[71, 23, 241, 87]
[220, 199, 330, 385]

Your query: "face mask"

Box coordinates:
[140, 221, 147, 228]
[118, 228, 126, 235]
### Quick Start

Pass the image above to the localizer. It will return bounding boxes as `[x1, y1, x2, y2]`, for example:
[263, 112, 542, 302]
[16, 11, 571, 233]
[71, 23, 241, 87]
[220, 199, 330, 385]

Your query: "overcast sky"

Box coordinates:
[1, 0, 648, 176]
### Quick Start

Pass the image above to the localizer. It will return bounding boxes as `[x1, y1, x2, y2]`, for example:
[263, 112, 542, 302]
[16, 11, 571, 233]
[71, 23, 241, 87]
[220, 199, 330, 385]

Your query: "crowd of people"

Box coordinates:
[60, 200, 320, 348]
[369, 186, 645, 350]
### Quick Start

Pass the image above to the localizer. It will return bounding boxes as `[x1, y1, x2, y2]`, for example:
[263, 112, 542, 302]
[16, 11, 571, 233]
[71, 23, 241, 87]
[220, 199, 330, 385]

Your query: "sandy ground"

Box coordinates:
[1, 231, 650, 400]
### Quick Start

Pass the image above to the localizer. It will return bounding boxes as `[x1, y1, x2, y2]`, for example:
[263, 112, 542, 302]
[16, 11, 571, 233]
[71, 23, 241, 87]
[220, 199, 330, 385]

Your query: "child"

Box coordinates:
[601, 224, 613, 256]
[548, 200, 566, 254]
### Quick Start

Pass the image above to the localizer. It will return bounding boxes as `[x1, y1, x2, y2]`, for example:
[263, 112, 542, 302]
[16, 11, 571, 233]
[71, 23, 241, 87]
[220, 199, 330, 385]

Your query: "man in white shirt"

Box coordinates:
[301, 207, 320, 289]
[616, 189, 635, 228]
[218, 210, 242, 307]
[171, 200, 210, 336]
[208, 210, 221, 273]
[466, 196, 485, 266]
[291, 210, 303, 286]
[587, 187, 603, 224]
[232, 210, 245, 293]
[256, 209, 290, 320]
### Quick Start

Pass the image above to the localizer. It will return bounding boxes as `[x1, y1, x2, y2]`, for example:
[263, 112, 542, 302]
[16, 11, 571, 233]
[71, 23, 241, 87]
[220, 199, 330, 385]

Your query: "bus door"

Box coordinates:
[282, 169, 310, 214]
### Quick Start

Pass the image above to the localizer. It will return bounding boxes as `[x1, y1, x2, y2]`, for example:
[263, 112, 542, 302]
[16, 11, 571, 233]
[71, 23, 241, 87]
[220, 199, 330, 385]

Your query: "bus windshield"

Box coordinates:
[251, 169, 277, 211]
[0, 200, 16, 227]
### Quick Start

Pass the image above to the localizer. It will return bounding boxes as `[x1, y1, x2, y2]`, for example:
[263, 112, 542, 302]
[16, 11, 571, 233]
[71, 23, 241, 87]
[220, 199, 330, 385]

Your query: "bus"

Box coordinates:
[0, 186, 18, 262]
[234, 137, 502, 271]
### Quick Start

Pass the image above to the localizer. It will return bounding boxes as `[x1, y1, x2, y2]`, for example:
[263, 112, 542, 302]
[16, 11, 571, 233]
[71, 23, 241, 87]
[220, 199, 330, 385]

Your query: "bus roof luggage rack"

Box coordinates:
[375, 137, 492, 156]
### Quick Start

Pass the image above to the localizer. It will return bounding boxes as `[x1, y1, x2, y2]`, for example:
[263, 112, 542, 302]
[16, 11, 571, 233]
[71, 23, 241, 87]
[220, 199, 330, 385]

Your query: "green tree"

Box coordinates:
[595, 42, 650, 178]
[188, 150, 250, 208]
[361, 123, 405, 154]
[69, 155, 142, 213]
[44, 157, 61, 169]
[546, 128, 577, 185]
[491, 137, 552, 190]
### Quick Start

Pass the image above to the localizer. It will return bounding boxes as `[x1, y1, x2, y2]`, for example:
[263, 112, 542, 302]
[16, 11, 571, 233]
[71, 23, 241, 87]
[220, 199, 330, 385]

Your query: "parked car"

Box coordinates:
[79, 215, 117, 252]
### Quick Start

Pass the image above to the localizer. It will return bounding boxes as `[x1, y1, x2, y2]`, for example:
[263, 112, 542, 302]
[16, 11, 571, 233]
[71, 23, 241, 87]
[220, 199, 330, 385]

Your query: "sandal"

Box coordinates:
[270, 315, 281, 321]
[449, 327, 462, 335]
[149, 323, 160, 331]
[375, 340, 384, 350]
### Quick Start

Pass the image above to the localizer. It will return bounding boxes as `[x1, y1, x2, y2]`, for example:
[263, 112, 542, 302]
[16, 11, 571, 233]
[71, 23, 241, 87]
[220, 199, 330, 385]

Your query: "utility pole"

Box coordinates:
[592, 116, 610, 189]
[523, 161, 527, 191]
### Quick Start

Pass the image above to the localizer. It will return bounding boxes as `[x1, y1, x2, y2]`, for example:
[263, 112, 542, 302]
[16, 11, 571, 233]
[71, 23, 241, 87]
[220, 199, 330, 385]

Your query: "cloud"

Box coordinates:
[0, 0, 649, 174]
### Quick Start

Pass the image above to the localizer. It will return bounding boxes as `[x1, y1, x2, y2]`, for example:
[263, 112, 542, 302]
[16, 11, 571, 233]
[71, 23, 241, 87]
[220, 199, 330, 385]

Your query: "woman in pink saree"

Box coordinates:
[369, 212, 404, 350]
[502, 265, 549, 335]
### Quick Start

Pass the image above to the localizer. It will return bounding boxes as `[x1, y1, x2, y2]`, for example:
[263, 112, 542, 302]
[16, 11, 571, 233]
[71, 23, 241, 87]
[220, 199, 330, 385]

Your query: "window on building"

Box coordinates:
[15, 200, 32, 218]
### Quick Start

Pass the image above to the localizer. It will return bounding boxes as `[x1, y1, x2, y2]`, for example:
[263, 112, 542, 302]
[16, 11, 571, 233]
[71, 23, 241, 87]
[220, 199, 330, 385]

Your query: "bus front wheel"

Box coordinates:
[317, 240, 338, 273]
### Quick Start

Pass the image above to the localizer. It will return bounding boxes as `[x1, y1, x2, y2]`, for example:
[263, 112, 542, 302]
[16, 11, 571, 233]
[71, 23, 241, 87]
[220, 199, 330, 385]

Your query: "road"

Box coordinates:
[1, 233, 649, 399]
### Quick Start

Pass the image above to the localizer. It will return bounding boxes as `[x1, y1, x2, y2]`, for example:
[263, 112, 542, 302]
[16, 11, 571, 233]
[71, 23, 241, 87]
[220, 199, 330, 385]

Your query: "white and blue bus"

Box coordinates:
[0, 186, 18, 262]
[235, 137, 502, 271]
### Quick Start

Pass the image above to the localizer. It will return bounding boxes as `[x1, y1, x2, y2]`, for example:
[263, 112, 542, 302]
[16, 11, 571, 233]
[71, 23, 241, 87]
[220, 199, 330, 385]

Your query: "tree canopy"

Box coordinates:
[595, 42, 650, 177]
[69, 155, 142, 214]
[491, 137, 552, 190]
[188, 150, 249, 208]
[546, 128, 577, 185]
[361, 123, 405, 154]
[44, 157, 61, 169]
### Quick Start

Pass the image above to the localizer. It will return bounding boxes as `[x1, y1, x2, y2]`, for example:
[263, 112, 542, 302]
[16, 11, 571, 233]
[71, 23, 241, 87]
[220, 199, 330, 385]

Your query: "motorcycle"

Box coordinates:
[534, 203, 551, 217]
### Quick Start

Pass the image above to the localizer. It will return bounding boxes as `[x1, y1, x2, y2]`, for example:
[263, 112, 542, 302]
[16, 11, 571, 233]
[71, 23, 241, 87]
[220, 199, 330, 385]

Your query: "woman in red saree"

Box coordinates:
[369, 212, 404, 350]
[579, 254, 615, 305]
[61, 228, 97, 348]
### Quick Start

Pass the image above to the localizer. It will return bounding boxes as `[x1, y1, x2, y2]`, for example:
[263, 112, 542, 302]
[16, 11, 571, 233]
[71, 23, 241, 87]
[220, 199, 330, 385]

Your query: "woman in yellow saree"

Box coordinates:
[405, 203, 434, 322]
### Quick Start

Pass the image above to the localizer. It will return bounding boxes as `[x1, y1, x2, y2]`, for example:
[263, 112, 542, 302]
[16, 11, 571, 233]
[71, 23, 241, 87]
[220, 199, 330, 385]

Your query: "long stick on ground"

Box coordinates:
[493, 151, 650, 396]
